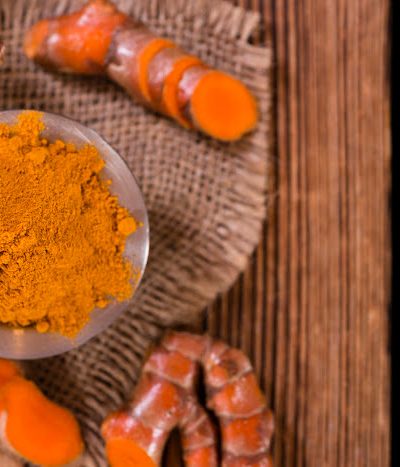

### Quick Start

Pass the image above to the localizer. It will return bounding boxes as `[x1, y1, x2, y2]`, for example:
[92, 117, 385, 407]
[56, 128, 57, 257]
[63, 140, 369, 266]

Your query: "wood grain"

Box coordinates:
[166, 0, 391, 465]
[206, 1, 391, 466]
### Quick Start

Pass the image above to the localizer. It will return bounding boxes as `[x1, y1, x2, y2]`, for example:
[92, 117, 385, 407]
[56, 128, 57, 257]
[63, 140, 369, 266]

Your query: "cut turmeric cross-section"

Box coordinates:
[188, 70, 259, 141]
[0, 376, 84, 466]
[161, 56, 202, 126]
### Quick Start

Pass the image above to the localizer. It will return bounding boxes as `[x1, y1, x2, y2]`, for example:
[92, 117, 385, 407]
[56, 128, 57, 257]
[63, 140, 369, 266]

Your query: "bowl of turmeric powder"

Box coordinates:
[0, 110, 149, 359]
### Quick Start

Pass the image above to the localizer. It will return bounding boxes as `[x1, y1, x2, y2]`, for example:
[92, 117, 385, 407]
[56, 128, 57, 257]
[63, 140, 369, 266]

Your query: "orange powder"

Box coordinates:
[0, 112, 138, 336]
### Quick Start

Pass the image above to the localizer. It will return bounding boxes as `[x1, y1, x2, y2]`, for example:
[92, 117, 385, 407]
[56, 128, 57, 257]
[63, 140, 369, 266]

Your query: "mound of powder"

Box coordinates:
[0, 112, 138, 336]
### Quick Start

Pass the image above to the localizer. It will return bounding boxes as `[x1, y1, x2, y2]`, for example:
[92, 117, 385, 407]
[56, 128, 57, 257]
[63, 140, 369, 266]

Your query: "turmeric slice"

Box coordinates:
[178, 67, 259, 141]
[107, 23, 174, 105]
[102, 345, 218, 466]
[146, 47, 201, 123]
[24, 0, 258, 141]
[162, 57, 202, 127]
[0, 377, 84, 466]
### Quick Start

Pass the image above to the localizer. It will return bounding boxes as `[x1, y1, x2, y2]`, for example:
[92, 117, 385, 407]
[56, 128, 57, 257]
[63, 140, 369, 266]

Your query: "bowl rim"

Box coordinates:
[0, 109, 150, 359]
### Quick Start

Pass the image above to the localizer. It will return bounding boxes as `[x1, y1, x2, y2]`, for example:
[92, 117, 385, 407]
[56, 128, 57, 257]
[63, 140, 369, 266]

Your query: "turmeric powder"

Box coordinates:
[0, 111, 138, 337]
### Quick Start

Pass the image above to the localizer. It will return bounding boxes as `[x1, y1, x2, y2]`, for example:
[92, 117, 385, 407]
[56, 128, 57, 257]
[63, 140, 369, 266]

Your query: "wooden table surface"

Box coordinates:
[0, 0, 389, 465]
[169, 1, 391, 465]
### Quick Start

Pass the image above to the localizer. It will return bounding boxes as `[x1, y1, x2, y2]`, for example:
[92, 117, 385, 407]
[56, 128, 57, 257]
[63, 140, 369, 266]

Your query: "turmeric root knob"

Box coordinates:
[0, 377, 84, 466]
[106, 438, 156, 467]
[191, 71, 258, 141]
[24, 0, 126, 74]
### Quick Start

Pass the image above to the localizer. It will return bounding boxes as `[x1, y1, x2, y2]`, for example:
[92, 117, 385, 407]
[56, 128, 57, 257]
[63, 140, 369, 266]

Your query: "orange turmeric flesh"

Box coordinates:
[0, 378, 83, 466]
[106, 438, 156, 467]
[189, 71, 258, 141]
[102, 413, 169, 462]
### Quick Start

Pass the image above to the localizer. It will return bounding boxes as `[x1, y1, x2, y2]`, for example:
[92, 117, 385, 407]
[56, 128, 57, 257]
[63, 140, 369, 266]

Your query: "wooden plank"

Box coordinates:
[206, 1, 391, 467]
[165, 0, 391, 465]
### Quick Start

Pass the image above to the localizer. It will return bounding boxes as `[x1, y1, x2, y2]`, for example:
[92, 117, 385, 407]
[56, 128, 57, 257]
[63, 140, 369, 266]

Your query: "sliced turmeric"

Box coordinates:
[0, 376, 84, 466]
[146, 47, 201, 123]
[181, 68, 259, 141]
[24, 0, 258, 141]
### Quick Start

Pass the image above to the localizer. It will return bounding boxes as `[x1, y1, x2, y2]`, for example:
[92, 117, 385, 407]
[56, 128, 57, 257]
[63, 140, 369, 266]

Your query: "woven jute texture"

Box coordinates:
[1, 0, 271, 464]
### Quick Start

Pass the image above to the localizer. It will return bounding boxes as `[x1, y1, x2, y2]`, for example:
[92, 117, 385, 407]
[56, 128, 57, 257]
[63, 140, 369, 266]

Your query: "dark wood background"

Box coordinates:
[170, 0, 391, 465]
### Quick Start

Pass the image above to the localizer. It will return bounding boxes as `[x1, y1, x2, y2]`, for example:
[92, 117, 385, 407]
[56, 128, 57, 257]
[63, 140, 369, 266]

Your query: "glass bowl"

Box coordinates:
[0, 110, 149, 360]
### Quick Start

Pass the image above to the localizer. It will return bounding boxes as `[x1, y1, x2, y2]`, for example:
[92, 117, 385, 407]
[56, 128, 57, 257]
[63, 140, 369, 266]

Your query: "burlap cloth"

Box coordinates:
[0, 0, 271, 464]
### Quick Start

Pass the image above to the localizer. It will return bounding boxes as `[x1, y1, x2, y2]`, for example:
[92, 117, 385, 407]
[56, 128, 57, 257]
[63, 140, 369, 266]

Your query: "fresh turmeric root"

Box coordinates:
[0, 359, 84, 467]
[164, 333, 275, 466]
[24, 0, 258, 141]
[102, 332, 274, 466]
[102, 341, 218, 466]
